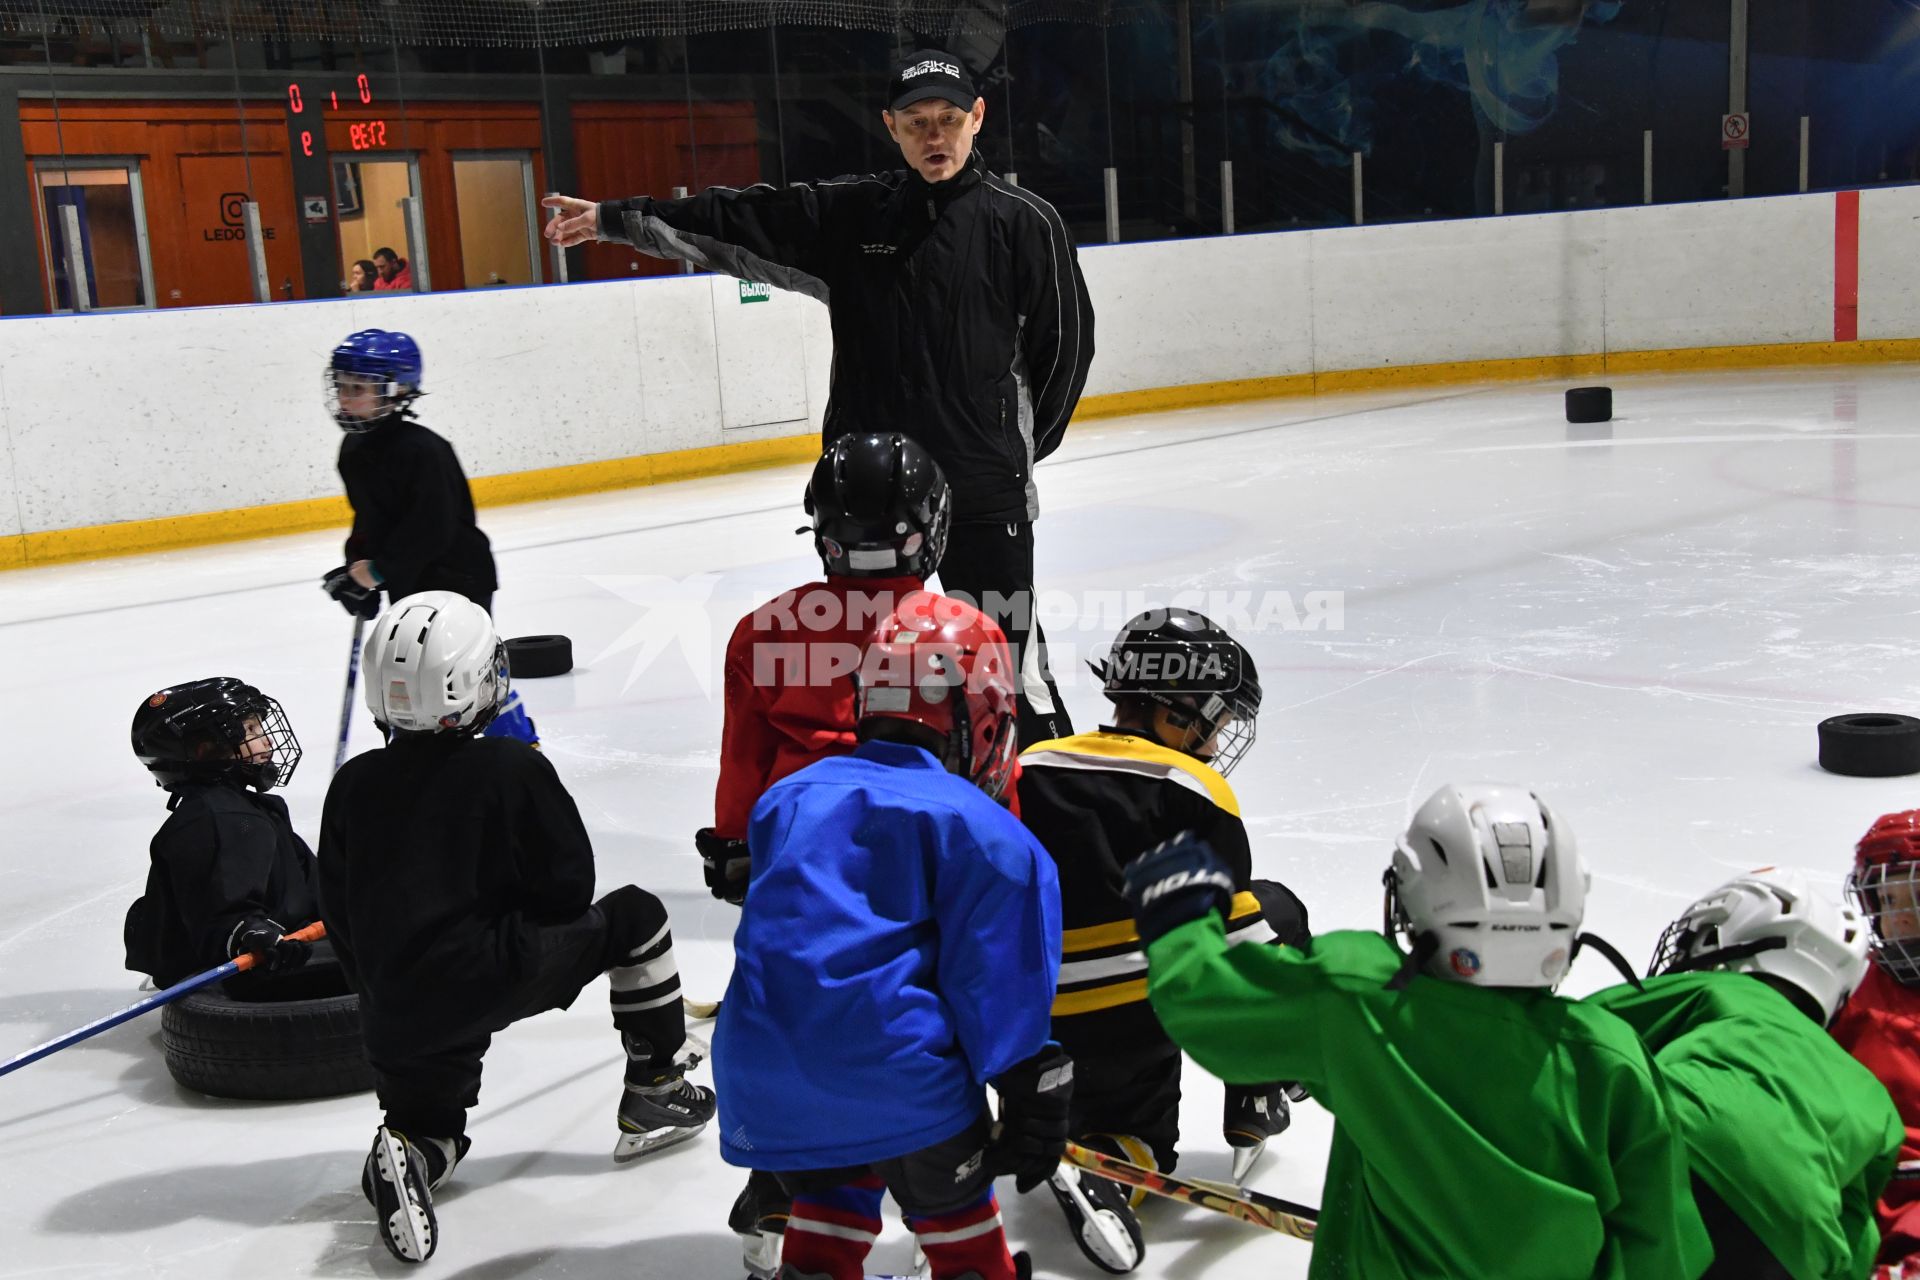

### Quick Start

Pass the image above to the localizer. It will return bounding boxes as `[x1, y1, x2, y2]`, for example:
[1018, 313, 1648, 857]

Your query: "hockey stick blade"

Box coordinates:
[1063, 1140, 1317, 1242]
[684, 998, 721, 1020]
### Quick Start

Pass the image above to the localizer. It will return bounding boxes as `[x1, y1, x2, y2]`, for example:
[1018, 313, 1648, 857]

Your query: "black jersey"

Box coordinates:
[337, 417, 497, 603]
[317, 734, 595, 1052]
[124, 782, 321, 986]
[1017, 731, 1296, 1054]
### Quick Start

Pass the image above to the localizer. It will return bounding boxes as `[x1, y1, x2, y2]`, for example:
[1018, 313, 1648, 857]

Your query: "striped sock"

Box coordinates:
[610, 919, 682, 1070]
[780, 1176, 884, 1280]
[908, 1188, 1017, 1280]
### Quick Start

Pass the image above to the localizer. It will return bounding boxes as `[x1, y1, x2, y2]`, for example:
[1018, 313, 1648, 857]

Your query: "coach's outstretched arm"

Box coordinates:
[543, 186, 838, 303]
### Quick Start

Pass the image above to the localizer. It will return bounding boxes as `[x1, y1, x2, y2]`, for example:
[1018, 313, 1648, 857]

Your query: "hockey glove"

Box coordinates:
[988, 1043, 1074, 1193]
[1123, 832, 1236, 948]
[696, 828, 750, 905]
[229, 918, 312, 972]
[322, 565, 382, 620]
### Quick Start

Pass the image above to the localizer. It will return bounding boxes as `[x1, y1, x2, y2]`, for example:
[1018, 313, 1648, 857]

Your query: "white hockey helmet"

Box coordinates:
[1386, 782, 1589, 989]
[364, 591, 508, 735]
[1651, 867, 1869, 1023]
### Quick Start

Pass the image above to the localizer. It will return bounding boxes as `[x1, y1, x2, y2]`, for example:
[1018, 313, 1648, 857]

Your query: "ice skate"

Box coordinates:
[614, 1040, 715, 1163]
[360, 1127, 466, 1264]
[1224, 1083, 1295, 1183]
[1047, 1161, 1144, 1274]
[730, 1170, 791, 1279]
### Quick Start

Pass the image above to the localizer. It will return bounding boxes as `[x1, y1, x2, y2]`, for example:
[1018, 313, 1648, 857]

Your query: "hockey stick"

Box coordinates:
[684, 998, 721, 1020]
[334, 617, 368, 772]
[0, 921, 328, 1080]
[1063, 1140, 1318, 1242]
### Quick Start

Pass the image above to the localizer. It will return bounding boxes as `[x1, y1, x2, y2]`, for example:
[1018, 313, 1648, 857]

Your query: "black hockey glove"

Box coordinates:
[229, 918, 312, 972]
[695, 828, 749, 906]
[1123, 832, 1235, 948]
[322, 565, 382, 620]
[988, 1043, 1073, 1193]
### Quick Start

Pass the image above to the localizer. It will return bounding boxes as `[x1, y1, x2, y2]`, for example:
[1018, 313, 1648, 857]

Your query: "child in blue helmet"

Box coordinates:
[321, 329, 537, 746]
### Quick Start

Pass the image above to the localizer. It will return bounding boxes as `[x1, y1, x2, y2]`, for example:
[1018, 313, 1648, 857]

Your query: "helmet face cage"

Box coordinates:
[1848, 860, 1920, 983]
[324, 367, 414, 433]
[239, 694, 303, 789]
[1649, 916, 1701, 978]
[464, 640, 511, 735]
[1382, 866, 1415, 950]
[1156, 688, 1259, 776]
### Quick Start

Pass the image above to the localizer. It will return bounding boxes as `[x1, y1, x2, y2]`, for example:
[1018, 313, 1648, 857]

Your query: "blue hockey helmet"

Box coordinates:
[326, 329, 423, 432]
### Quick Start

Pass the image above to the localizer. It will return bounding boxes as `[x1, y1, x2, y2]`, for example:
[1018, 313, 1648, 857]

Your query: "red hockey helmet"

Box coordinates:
[855, 590, 1018, 800]
[1848, 810, 1920, 983]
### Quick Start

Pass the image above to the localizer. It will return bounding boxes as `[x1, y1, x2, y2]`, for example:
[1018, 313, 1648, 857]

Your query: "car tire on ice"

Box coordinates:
[1818, 713, 1920, 778]
[506, 634, 573, 678]
[160, 979, 372, 1102]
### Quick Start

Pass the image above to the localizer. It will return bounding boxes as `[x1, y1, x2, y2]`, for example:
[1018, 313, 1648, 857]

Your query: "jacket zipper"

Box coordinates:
[1000, 396, 1024, 479]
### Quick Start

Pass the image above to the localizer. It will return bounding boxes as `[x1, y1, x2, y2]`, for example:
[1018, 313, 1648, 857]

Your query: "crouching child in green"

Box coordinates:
[1122, 783, 1713, 1279]
[1589, 868, 1901, 1279]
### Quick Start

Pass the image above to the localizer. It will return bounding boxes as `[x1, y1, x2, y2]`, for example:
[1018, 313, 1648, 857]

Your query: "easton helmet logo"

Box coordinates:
[1449, 947, 1482, 978]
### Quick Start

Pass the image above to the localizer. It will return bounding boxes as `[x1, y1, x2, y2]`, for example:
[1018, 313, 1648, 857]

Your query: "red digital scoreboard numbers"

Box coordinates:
[286, 73, 383, 157]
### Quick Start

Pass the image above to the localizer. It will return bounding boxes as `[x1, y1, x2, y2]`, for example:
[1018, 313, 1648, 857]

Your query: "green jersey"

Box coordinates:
[1588, 972, 1901, 1280]
[1144, 919, 1713, 1279]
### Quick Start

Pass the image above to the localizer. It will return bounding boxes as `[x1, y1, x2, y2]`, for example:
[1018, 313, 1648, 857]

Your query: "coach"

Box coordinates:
[544, 48, 1094, 745]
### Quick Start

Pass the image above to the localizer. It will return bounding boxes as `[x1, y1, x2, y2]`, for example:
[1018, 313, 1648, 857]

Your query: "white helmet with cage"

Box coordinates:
[1385, 782, 1588, 989]
[1652, 867, 1869, 1022]
[363, 591, 508, 735]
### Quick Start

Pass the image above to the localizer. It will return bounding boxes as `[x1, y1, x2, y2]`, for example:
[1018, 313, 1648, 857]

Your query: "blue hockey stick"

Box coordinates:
[0, 921, 327, 1080]
[334, 617, 368, 772]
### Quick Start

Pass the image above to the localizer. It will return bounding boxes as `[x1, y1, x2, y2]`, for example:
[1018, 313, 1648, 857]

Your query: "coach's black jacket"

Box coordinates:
[598, 153, 1095, 523]
[338, 417, 497, 604]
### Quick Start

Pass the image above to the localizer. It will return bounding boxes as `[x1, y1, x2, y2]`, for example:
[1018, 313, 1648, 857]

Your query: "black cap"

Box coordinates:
[888, 49, 978, 113]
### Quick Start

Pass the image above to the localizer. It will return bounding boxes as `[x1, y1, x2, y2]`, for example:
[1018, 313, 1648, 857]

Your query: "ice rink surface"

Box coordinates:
[3, 365, 1918, 1278]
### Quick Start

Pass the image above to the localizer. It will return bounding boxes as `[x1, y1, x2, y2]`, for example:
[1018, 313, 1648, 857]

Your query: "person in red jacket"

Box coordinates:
[698, 430, 952, 1279]
[1838, 809, 1920, 1279]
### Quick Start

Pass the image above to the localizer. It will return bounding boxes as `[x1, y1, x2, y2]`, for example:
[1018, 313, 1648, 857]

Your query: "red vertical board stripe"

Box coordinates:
[1834, 189, 1861, 343]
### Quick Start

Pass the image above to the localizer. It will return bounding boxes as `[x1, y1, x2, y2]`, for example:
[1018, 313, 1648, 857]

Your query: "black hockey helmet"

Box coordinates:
[804, 433, 952, 579]
[131, 677, 302, 792]
[1092, 608, 1261, 774]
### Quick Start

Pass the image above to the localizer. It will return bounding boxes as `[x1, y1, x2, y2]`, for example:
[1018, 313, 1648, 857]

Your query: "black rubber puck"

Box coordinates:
[506, 634, 574, 678]
[1818, 713, 1920, 777]
[1566, 386, 1612, 424]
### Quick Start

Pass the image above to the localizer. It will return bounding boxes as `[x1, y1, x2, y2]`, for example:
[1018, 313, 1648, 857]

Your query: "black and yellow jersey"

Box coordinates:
[1017, 729, 1270, 1054]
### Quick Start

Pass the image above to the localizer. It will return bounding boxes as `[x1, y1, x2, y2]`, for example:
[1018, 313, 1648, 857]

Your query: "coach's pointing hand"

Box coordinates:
[542, 194, 602, 248]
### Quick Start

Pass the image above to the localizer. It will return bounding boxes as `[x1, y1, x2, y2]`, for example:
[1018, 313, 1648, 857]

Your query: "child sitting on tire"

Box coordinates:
[126, 678, 323, 989]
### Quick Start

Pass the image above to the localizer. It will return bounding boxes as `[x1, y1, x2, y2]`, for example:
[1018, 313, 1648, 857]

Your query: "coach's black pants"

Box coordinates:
[935, 520, 1071, 748]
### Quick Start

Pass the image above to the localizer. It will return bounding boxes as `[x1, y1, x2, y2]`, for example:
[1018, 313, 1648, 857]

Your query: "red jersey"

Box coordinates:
[713, 576, 921, 838]
[1835, 960, 1920, 1260]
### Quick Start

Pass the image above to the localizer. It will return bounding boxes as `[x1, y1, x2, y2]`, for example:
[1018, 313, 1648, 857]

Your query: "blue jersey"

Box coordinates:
[714, 739, 1062, 1171]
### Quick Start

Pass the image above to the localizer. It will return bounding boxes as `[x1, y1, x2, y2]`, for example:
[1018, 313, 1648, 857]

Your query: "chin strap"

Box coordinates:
[1385, 931, 1439, 991]
[1571, 932, 1645, 991]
